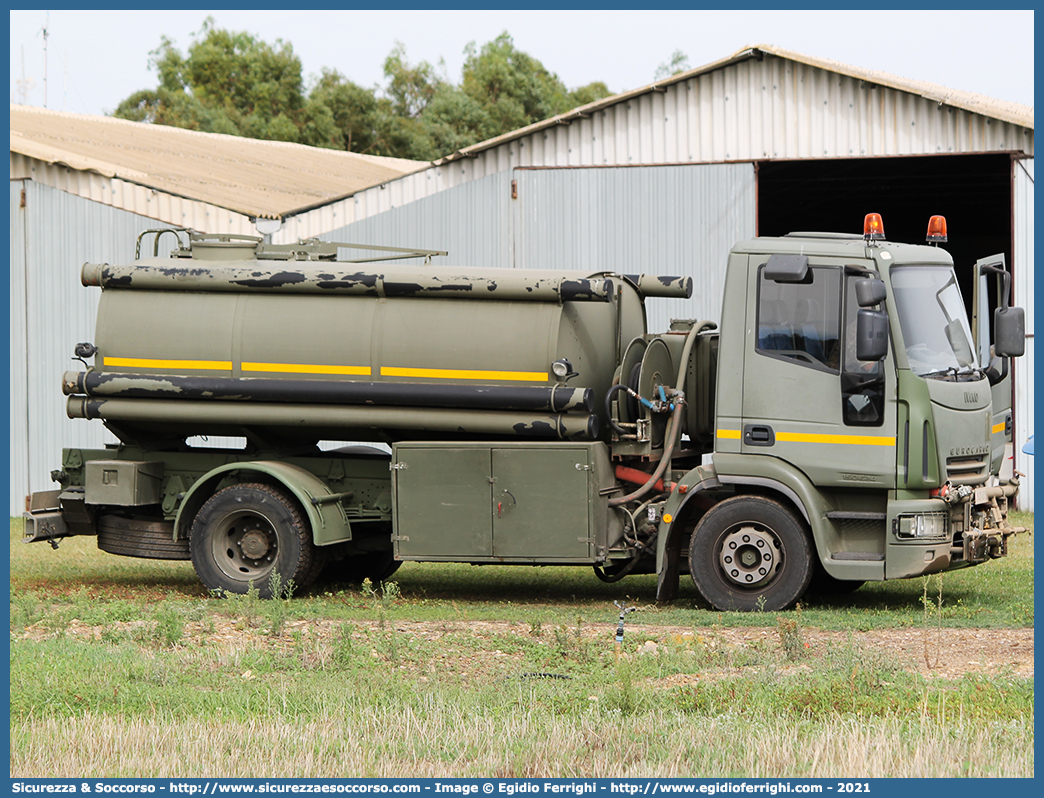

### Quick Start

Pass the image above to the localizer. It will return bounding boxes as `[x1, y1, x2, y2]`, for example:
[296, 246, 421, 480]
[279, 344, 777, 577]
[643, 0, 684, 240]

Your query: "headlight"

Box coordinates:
[893, 513, 948, 540]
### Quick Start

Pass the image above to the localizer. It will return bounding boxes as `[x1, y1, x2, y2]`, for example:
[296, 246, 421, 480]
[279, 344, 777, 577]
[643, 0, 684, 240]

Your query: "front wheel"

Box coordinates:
[688, 495, 813, 611]
[190, 483, 318, 598]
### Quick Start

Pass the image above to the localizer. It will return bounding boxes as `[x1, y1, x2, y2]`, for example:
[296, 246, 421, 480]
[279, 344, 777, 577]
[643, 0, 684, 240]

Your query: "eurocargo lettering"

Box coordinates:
[24, 214, 1026, 609]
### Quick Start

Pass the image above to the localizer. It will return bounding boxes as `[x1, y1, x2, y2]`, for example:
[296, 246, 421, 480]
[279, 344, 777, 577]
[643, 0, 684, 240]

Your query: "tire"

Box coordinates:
[97, 515, 190, 560]
[189, 482, 318, 598]
[688, 495, 813, 611]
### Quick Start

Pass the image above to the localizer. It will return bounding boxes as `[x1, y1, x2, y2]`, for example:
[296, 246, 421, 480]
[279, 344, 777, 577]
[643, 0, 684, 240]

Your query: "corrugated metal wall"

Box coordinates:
[8, 182, 178, 515]
[360, 56, 1032, 201]
[1013, 158, 1034, 510]
[512, 164, 756, 331]
[316, 172, 513, 268]
[318, 163, 757, 334]
[279, 54, 1031, 241]
[11, 153, 256, 235]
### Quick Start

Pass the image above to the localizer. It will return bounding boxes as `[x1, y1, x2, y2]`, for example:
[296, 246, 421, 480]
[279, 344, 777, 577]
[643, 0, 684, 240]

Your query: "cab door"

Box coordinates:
[972, 254, 1014, 473]
[741, 256, 896, 489]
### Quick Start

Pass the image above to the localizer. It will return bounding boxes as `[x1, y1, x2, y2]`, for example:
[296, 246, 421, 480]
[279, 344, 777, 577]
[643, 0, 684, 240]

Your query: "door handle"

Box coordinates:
[743, 424, 775, 446]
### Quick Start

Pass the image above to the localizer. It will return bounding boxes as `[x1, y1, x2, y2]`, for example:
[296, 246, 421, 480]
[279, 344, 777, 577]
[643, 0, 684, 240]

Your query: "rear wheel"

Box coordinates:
[689, 495, 813, 611]
[190, 483, 317, 598]
[97, 514, 189, 560]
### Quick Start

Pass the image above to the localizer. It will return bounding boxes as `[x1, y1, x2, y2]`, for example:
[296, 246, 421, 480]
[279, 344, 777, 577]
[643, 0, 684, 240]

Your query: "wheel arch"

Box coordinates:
[655, 456, 836, 601]
[175, 461, 352, 547]
[710, 453, 834, 548]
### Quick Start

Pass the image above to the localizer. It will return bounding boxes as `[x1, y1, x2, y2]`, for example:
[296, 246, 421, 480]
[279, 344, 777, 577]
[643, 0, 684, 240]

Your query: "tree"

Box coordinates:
[420, 33, 612, 156]
[304, 68, 381, 152]
[112, 24, 613, 161]
[654, 50, 691, 80]
[382, 42, 445, 119]
[114, 18, 308, 143]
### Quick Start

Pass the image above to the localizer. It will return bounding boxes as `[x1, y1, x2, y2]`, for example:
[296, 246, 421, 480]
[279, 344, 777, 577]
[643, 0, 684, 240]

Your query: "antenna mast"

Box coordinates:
[41, 12, 49, 108]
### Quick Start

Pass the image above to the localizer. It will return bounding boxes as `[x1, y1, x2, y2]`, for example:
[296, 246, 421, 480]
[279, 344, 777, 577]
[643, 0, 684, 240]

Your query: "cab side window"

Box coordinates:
[756, 266, 841, 372]
[841, 275, 886, 426]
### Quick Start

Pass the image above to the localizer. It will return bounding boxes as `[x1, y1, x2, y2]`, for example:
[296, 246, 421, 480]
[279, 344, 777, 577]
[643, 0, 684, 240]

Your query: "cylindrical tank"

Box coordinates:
[69, 240, 693, 446]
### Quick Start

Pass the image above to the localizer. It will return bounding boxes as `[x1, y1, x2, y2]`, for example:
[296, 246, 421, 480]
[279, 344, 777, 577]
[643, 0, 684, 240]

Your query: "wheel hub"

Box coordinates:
[238, 528, 271, 560]
[719, 525, 778, 587]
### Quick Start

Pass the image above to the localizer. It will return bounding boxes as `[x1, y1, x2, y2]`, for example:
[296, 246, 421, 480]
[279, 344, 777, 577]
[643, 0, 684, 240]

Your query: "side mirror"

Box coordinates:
[994, 306, 1025, 357]
[984, 354, 1009, 386]
[856, 309, 889, 361]
[855, 278, 887, 307]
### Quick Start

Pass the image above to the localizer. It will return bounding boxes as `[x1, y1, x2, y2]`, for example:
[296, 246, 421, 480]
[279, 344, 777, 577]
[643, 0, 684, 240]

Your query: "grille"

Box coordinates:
[946, 455, 989, 485]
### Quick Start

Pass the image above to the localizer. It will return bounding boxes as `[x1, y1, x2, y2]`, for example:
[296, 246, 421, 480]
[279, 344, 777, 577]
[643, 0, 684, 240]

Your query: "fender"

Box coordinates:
[654, 464, 721, 601]
[698, 453, 884, 582]
[174, 461, 353, 547]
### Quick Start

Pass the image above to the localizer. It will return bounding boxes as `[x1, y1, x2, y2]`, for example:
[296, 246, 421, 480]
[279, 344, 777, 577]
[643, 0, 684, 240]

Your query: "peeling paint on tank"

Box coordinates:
[158, 267, 215, 279]
[382, 282, 425, 297]
[513, 420, 559, 438]
[315, 272, 381, 291]
[104, 269, 134, 287]
[231, 271, 309, 289]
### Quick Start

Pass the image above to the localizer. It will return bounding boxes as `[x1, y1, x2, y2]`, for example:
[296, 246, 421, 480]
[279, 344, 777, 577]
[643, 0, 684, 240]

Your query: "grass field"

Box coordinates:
[9, 514, 1034, 778]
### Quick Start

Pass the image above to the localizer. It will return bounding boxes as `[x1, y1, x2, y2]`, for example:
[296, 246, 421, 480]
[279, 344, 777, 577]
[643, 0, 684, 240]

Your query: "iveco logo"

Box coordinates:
[964, 391, 980, 403]
[950, 445, 990, 457]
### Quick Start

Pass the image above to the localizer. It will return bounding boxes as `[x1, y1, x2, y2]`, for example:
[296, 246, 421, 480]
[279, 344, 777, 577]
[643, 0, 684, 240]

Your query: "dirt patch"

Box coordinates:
[21, 616, 1033, 681]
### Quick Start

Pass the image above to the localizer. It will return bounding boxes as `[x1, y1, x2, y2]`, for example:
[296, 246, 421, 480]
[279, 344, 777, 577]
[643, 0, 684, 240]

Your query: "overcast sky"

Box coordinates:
[9, 9, 1035, 117]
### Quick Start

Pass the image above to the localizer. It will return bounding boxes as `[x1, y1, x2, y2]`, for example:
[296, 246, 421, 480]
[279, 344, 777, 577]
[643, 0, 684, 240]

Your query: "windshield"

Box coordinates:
[890, 266, 977, 377]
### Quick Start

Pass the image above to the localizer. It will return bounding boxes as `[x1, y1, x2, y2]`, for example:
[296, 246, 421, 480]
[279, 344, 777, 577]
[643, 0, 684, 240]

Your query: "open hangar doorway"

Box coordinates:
[756, 153, 1014, 312]
[756, 152, 1026, 490]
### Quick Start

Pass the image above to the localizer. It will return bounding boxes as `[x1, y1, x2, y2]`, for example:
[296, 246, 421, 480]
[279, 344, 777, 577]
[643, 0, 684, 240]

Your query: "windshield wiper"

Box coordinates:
[921, 366, 984, 381]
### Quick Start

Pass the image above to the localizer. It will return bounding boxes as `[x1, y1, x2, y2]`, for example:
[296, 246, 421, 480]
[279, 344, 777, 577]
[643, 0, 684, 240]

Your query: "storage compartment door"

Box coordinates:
[393, 447, 492, 558]
[492, 448, 591, 560]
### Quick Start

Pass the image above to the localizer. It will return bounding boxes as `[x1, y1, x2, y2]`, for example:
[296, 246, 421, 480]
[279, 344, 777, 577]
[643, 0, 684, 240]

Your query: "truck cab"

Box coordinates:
[658, 215, 1025, 609]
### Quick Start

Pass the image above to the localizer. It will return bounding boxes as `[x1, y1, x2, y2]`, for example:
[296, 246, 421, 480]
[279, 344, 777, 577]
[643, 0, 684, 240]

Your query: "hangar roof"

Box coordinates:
[9, 105, 428, 219]
[436, 43, 1034, 164]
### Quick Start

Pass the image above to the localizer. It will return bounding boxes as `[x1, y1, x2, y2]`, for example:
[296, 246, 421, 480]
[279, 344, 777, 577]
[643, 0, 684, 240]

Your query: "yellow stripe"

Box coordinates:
[717, 428, 894, 446]
[104, 356, 231, 371]
[992, 422, 1006, 434]
[381, 366, 548, 382]
[776, 432, 895, 447]
[242, 362, 371, 376]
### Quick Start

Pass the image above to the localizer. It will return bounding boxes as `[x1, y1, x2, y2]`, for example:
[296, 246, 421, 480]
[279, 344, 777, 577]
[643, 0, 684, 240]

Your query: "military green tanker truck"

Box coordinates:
[22, 214, 1027, 610]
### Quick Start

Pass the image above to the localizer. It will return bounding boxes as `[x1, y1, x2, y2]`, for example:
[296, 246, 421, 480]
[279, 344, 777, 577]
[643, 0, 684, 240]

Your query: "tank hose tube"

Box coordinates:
[604, 383, 676, 437]
[607, 392, 685, 508]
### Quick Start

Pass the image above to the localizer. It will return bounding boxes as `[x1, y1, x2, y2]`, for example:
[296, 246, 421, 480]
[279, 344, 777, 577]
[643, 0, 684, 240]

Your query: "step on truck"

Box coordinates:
[23, 214, 1027, 610]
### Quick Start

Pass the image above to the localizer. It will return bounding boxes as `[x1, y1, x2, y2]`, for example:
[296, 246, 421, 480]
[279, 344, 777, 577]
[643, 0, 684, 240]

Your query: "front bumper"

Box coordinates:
[885, 475, 1025, 579]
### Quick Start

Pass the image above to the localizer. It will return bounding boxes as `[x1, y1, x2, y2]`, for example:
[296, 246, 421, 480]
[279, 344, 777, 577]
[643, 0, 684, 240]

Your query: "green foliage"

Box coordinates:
[114, 18, 306, 142]
[112, 23, 613, 160]
[153, 603, 185, 648]
[655, 50, 691, 80]
[776, 615, 806, 661]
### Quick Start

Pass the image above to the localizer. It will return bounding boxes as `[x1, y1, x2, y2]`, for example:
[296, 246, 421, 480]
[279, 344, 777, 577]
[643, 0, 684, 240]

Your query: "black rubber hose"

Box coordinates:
[604, 383, 633, 437]
[593, 531, 658, 583]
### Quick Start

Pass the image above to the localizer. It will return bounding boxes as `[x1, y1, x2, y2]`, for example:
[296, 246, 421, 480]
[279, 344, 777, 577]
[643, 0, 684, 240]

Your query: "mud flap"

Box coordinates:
[655, 528, 682, 602]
